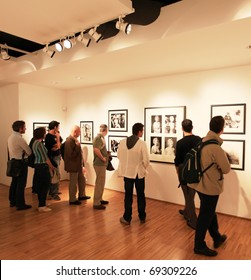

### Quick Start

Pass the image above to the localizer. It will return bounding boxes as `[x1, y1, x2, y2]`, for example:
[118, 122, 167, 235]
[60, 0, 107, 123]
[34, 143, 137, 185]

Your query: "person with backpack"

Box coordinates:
[174, 119, 201, 229]
[189, 116, 231, 257]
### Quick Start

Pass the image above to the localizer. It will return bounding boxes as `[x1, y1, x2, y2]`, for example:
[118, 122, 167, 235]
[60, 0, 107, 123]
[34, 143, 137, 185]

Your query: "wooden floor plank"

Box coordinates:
[0, 181, 250, 260]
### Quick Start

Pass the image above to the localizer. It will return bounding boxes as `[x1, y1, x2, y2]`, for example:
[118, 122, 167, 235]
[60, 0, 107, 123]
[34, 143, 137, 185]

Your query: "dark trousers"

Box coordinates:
[194, 191, 222, 250]
[9, 163, 28, 207]
[35, 164, 51, 207]
[123, 176, 146, 222]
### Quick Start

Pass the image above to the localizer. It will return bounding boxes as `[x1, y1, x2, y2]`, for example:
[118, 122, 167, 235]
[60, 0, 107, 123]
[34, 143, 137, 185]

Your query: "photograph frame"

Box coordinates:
[108, 135, 127, 157]
[80, 121, 94, 144]
[108, 109, 128, 132]
[222, 139, 245, 170]
[33, 122, 49, 131]
[211, 103, 246, 134]
[144, 106, 186, 164]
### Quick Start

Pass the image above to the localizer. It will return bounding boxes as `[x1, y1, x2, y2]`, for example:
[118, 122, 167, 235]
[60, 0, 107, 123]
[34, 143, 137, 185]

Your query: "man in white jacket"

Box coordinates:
[117, 123, 150, 225]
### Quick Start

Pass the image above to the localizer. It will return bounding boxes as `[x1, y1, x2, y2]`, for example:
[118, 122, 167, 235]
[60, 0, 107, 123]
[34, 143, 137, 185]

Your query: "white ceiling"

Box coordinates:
[1, 0, 251, 90]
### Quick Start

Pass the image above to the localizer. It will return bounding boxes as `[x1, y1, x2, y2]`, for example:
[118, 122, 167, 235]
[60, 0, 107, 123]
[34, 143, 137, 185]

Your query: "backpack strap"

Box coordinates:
[201, 139, 219, 174]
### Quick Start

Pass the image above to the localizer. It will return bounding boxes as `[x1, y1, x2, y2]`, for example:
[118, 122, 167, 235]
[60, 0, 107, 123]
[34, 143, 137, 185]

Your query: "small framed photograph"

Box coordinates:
[33, 122, 49, 131]
[144, 106, 186, 163]
[108, 135, 127, 157]
[108, 109, 128, 132]
[80, 121, 93, 144]
[211, 103, 246, 134]
[222, 139, 245, 170]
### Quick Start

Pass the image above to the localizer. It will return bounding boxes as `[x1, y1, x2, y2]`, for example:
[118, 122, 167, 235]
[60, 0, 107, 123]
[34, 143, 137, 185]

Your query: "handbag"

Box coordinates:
[6, 147, 25, 177]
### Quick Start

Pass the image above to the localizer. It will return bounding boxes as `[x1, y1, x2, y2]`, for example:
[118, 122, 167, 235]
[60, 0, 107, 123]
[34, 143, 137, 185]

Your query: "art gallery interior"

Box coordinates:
[1, 0, 251, 225]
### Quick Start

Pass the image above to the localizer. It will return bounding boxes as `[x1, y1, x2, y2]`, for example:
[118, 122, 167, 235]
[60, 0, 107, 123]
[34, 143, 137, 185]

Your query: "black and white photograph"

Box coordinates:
[211, 103, 246, 134]
[80, 121, 93, 144]
[144, 106, 186, 163]
[222, 139, 245, 170]
[108, 135, 127, 157]
[33, 122, 49, 131]
[108, 109, 128, 132]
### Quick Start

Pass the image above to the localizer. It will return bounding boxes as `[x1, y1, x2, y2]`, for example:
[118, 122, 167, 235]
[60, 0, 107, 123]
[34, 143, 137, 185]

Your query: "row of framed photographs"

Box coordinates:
[32, 103, 246, 170]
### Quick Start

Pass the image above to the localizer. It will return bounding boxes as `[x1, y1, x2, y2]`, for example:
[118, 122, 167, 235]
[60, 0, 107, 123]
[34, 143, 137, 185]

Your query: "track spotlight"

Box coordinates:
[63, 35, 76, 49]
[88, 27, 102, 43]
[116, 17, 132, 34]
[43, 44, 55, 58]
[77, 31, 91, 47]
[55, 40, 64, 52]
[1, 45, 10, 60]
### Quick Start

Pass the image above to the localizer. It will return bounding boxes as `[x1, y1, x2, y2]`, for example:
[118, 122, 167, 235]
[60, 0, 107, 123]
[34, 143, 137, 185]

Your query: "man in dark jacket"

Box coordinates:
[174, 119, 201, 229]
[64, 125, 90, 205]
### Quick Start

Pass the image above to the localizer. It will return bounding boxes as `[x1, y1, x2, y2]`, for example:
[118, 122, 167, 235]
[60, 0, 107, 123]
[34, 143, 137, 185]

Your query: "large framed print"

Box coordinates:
[222, 140, 245, 170]
[108, 135, 127, 157]
[108, 109, 128, 132]
[211, 103, 246, 134]
[33, 122, 49, 131]
[80, 121, 93, 144]
[144, 106, 186, 163]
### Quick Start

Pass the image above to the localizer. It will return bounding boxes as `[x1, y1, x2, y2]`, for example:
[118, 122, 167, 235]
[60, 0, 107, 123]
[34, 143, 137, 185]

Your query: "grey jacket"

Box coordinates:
[189, 130, 231, 195]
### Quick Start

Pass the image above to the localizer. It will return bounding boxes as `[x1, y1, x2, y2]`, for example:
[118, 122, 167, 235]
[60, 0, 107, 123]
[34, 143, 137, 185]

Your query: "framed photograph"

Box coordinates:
[222, 140, 245, 170]
[33, 122, 49, 131]
[108, 135, 127, 157]
[144, 106, 186, 163]
[80, 121, 93, 144]
[211, 103, 246, 134]
[108, 109, 128, 132]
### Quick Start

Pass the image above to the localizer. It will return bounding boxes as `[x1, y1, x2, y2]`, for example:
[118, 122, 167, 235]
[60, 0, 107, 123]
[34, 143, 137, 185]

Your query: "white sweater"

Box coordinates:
[117, 138, 150, 179]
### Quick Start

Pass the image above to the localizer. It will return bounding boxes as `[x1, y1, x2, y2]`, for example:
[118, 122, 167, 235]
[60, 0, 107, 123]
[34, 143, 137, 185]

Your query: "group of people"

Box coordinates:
[7, 115, 231, 257]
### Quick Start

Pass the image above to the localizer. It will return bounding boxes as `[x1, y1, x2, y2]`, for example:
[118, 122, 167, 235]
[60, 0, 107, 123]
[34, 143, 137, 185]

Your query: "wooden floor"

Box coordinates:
[0, 181, 250, 260]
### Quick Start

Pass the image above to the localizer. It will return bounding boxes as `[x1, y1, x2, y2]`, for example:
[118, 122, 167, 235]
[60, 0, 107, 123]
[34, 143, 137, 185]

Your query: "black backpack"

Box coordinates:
[178, 139, 219, 186]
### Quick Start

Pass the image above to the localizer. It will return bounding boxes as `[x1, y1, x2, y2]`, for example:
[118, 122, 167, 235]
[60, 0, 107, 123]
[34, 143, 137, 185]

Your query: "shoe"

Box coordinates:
[69, 200, 82, 205]
[100, 200, 109, 205]
[58, 192, 62, 195]
[140, 219, 146, 224]
[10, 202, 16, 207]
[16, 204, 32, 211]
[187, 220, 196, 230]
[214, 234, 227, 248]
[93, 205, 106, 210]
[78, 196, 91, 200]
[120, 217, 130, 225]
[179, 209, 188, 220]
[38, 206, 52, 212]
[53, 194, 61, 201]
[194, 247, 218, 257]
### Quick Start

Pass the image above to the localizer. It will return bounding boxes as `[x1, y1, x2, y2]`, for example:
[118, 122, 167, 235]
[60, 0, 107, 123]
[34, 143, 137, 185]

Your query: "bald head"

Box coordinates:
[71, 125, 81, 138]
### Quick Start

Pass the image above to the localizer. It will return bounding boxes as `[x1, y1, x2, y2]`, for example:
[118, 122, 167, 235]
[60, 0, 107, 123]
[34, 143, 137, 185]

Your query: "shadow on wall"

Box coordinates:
[219, 170, 240, 216]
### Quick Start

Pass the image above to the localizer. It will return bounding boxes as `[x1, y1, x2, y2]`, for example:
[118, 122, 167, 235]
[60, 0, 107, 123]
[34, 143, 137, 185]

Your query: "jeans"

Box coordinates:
[9, 162, 28, 207]
[194, 191, 222, 249]
[123, 176, 146, 222]
[34, 164, 51, 207]
[48, 155, 61, 197]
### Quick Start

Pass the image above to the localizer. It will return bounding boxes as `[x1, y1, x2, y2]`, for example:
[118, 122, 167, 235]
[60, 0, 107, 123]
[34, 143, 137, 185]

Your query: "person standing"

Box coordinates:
[45, 120, 63, 200]
[8, 120, 32, 210]
[118, 123, 150, 225]
[174, 119, 201, 229]
[64, 125, 90, 205]
[92, 124, 109, 210]
[190, 116, 231, 256]
[32, 127, 56, 212]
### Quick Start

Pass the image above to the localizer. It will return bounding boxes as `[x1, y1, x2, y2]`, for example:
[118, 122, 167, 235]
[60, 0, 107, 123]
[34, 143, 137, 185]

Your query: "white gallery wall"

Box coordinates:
[66, 64, 251, 220]
[0, 64, 250, 220]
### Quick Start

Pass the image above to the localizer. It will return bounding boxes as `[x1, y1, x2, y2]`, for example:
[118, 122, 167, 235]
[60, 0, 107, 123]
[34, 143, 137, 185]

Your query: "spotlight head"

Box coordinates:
[77, 32, 91, 47]
[55, 42, 63, 52]
[43, 45, 55, 58]
[1, 47, 10, 60]
[88, 28, 102, 43]
[63, 36, 76, 49]
[116, 17, 132, 34]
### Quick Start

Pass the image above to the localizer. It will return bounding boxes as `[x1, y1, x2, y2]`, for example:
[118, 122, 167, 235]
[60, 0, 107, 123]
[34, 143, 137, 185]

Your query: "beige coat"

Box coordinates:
[189, 130, 231, 195]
